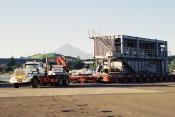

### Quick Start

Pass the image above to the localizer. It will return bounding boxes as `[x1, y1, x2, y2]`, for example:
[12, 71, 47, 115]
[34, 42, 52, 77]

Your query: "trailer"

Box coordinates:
[90, 34, 173, 83]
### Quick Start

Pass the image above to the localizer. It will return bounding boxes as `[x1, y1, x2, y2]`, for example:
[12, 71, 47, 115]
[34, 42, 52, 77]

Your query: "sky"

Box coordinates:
[0, 0, 175, 58]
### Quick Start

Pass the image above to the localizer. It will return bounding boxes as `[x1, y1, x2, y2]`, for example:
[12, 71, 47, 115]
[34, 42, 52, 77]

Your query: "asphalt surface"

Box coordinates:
[1, 80, 175, 117]
[0, 82, 175, 97]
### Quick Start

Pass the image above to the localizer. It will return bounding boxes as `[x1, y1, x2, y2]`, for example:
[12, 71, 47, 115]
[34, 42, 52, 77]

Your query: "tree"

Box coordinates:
[7, 56, 16, 66]
[169, 59, 175, 73]
[0, 66, 3, 73]
[6, 56, 16, 72]
[69, 58, 85, 70]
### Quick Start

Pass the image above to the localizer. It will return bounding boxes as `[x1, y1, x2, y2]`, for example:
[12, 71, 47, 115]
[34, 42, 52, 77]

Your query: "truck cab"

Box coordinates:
[10, 59, 70, 88]
[10, 62, 45, 88]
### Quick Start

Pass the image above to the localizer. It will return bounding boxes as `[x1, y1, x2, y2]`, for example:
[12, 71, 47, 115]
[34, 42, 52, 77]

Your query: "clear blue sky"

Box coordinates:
[0, 0, 175, 58]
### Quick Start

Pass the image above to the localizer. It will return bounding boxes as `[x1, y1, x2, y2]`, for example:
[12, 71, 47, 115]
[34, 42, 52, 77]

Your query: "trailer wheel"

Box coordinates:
[32, 77, 38, 88]
[13, 83, 19, 88]
[132, 78, 136, 83]
[114, 78, 118, 83]
[170, 76, 174, 81]
[139, 78, 143, 82]
[62, 78, 69, 86]
[146, 77, 150, 82]
[153, 77, 157, 82]
[161, 77, 163, 81]
[59, 78, 62, 86]
[124, 77, 128, 83]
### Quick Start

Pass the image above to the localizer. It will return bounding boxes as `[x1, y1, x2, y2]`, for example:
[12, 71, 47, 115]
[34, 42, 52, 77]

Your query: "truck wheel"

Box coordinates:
[58, 78, 62, 86]
[32, 78, 38, 88]
[13, 83, 19, 88]
[65, 78, 70, 85]
[62, 78, 69, 86]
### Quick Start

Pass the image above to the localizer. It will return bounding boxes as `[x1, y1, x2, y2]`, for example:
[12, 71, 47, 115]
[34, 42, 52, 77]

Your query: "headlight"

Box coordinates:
[27, 73, 32, 77]
[11, 74, 15, 78]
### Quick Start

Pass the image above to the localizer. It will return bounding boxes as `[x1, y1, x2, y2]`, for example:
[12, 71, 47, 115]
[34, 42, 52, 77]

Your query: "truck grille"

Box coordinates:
[15, 70, 26, 79]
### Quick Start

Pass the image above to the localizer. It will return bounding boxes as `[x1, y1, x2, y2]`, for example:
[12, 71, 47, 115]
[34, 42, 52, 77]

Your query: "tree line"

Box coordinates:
[0, 56, 85, 73]
[0, 57, 20, 73]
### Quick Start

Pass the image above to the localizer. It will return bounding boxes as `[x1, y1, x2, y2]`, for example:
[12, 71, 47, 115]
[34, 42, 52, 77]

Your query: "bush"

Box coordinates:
[0, 67, 3, 73]
[69, 60, 85, 70]
[5, 56, 17, 72]
[169, 59, 175, 73]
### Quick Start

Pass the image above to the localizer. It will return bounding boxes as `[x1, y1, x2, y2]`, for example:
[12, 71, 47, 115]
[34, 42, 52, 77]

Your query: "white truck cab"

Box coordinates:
[10, 60, 70, 88]
[10, 62, 45, 88]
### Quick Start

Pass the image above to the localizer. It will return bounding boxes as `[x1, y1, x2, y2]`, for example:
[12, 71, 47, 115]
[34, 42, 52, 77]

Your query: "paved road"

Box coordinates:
[1, 82, 175, 97]
[0, 86, 165, 98]
[0, 82, 175, 88]
[1, 82, 175, 117]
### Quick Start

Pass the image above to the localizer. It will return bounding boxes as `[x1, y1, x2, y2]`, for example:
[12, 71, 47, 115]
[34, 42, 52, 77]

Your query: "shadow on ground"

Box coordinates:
[0, 82, 175, 88]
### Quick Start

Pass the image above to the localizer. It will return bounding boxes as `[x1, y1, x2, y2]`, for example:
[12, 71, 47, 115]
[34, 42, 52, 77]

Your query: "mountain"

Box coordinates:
[52, 44, 93, 59]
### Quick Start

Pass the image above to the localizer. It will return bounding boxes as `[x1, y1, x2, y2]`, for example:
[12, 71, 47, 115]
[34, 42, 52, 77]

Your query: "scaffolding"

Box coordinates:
[91, 35, 168, 77]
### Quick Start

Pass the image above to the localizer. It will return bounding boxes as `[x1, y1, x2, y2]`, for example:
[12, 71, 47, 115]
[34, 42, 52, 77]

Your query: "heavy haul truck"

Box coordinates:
[10, 57, 69, 88]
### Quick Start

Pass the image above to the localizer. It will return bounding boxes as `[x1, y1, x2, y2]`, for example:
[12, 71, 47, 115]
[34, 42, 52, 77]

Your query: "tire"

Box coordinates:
[53, 78, 62, 87]
[57, 78, 62, 86]
[146, 77, 150, 82]
[62, 78, 69, 86]
[124, 77, 128, 83]
[13, 83, 20, 88]
[153, 77, 157, 82]
[132, 78, 136, 83]
[32, 77, 38, 88]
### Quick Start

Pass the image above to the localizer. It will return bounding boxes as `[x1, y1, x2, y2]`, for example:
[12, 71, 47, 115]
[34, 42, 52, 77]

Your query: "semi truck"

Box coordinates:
[10, 57, 69, 88]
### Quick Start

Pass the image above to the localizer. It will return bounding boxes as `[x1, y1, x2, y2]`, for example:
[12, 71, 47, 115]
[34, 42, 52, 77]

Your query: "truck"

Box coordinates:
[10, 57, 69, 88]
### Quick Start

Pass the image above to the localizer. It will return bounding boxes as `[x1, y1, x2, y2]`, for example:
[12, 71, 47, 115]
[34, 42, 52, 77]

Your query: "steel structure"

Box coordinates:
[91, 35, 168, 79]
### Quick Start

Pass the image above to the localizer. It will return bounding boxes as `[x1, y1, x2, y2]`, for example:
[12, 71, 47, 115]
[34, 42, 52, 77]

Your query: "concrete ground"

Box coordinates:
[0, 83, 175, 117]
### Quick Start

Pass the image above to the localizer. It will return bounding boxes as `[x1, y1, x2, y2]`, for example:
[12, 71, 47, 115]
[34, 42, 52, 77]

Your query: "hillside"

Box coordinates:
[52, 44, 93, 59]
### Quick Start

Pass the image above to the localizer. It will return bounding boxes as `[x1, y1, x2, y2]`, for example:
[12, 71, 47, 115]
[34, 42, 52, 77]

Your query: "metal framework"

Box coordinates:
[91, 35, 169, 77]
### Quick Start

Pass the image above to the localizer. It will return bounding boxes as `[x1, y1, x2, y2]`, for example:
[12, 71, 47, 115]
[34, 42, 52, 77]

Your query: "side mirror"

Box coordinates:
[36, 68, 39, 72]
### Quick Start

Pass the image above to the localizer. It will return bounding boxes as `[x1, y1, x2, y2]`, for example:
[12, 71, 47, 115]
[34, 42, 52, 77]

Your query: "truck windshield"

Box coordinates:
[25, 64, 39, 69]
